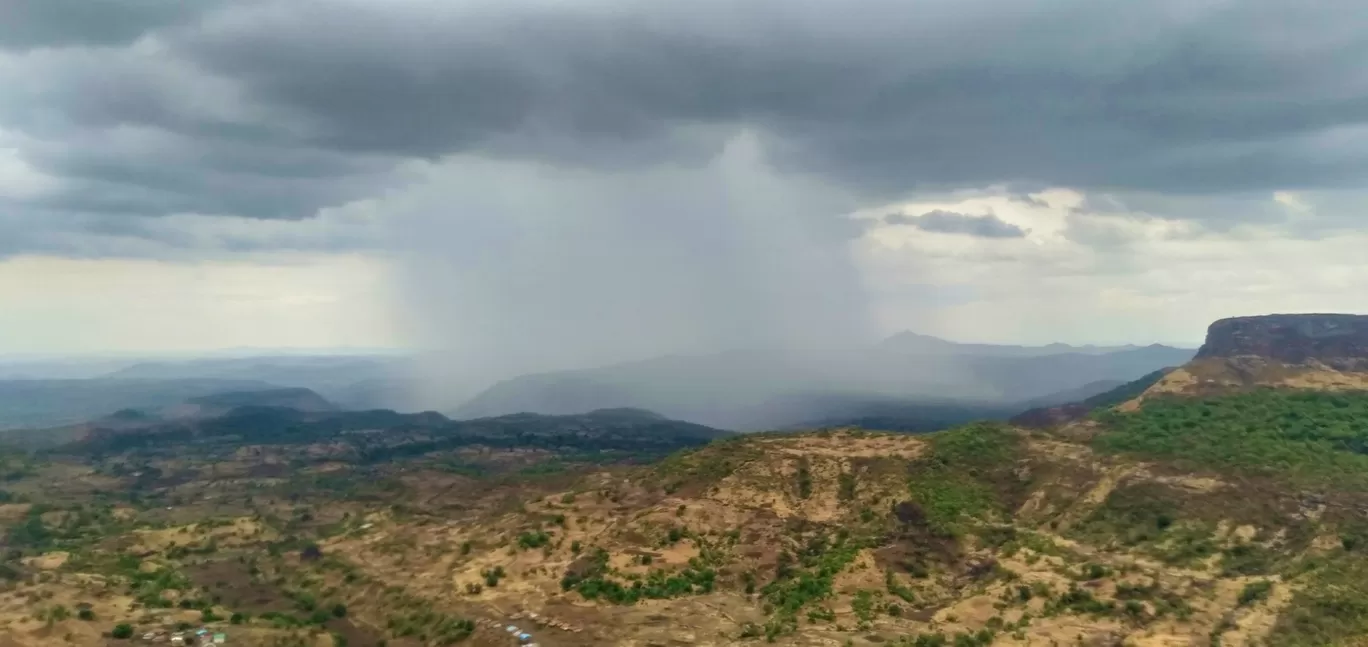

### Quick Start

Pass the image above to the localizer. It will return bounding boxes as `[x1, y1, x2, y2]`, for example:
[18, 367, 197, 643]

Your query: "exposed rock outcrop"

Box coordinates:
[1123, 314, 1368, 404]
[1195, 313, 1368, 370]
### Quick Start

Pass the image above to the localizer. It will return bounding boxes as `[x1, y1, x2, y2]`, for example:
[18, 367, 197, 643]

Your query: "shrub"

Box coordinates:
[111, 624, 134, 639]
[517, 531, 550, 550]
[1239, 580, 1274, 606]
[837, 472, 857, 502]
[796, 459, 814, 499]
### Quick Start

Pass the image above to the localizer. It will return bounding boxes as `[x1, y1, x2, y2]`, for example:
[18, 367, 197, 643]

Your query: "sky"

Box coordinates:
[4, 0, 1368, 364]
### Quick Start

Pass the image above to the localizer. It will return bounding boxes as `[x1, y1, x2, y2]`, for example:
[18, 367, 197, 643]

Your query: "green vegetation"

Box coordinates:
[125, 562, 194, 608]
[111, 624, 134, 639]
[1095, 390, 1368, 487]
[385, 607, 475, 643]
[898, 630, 995, 647]
[561, 547, 717, 604]
[1071, 482, 1179, 547]
[1082, 369, 1172, 410]
[1112, 580, 1193, 619]
[759, 533, 863, 639]
[1272, 557, 1368, 646]
[654, 436, 760, 494]
[795, 458, 813, 499]
[851, 589, 878, 627]
[906, 423, 1021, 536]
[885, 570, 915, 603]
[481, 566, 505, 588]
[837, 471, 857, 502]
[1238, 580, 1274, 606]
[1045, 585, 1115, 617]
[1222, 543, 1277, 576]
[517, 530, 551, 549]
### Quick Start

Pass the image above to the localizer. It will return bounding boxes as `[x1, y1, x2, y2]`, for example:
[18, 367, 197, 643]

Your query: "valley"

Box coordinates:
[0, 314, 1365, 646]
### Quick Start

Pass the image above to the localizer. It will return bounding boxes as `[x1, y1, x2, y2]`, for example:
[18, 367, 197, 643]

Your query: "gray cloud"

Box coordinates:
[1010, 193, 1051, 209]
[0, 0, 222, 51]
[162, 0, 1368, 199]
[888, 210, 1028, 239]
[2, 0, 1368, 237]
[5, 0, 1368, 385]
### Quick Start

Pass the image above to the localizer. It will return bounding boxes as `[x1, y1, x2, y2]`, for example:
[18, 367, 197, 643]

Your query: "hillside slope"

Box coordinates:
[2, 313, 1363, 647]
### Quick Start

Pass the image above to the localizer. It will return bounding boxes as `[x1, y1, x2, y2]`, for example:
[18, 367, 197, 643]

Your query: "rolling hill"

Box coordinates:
[0, 377, 278, 431]
[4, 313, 1366, 647]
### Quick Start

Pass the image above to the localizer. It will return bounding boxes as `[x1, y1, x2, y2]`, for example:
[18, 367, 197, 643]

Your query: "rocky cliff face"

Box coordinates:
[1194, 313, 1368, 370]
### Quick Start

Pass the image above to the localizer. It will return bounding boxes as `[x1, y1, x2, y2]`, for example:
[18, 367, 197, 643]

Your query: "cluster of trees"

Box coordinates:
[561, 547, 718, 605]
[73, 405, 727, 466]
[1095, 390, 1368, 487]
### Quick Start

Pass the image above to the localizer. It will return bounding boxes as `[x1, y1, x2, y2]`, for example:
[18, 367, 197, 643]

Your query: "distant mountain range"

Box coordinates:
[877, 331, 1157, 357]
[0, 384, 730, 460]
[0, 333, 1195, 433]
[0, 378, 277, 431]
[456, 335, 1195, 430]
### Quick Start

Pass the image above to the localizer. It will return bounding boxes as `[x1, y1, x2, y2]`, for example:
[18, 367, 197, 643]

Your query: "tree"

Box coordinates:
[111, 624, 134, 639]
[331, 603, 347, 618]
[300, 543, 323, 561]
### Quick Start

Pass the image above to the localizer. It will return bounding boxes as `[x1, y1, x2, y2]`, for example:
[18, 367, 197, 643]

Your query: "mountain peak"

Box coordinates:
[1109, 314, 1368, 407]
[1195, 313, 1368, 369]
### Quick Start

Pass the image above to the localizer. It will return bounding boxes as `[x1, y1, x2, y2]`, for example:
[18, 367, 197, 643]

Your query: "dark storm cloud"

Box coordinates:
[163, 0, 1368, 196]
[887, 210, 1028, 239]
[4, 0, 1368, 246]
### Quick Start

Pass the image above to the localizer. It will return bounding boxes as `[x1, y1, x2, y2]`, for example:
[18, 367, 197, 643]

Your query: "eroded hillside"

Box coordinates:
[5, 313, 1368, 646]
[7, 405, 1368, 647]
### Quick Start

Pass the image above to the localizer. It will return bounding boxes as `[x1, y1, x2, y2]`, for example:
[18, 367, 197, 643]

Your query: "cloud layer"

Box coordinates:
[887, 210, 1028, 238]
[4, 0, 1368, 365]
[5, 0, 1368, 242]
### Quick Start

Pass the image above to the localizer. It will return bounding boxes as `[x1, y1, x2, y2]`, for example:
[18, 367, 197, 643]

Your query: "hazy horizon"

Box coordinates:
[0, 330, 1205, 364]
